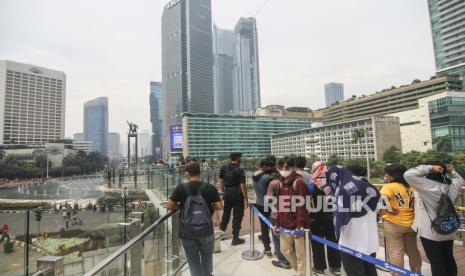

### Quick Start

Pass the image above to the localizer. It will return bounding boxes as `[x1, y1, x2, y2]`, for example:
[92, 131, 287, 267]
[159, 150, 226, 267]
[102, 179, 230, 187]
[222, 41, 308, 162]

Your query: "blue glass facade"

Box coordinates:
[429, 96, 465, 150]
[83, 97, 108, 155]
[150, 81, 163, 157]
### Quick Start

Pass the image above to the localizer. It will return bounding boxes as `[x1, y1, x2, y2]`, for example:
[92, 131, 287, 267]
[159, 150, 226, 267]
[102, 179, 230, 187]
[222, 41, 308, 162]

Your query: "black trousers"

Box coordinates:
[310, 218, 341, 270]
[420, 237, 457, 276]
[254, 204, 271, 249]
[341, 253, 377, 276]
[220, 191, 244, 238]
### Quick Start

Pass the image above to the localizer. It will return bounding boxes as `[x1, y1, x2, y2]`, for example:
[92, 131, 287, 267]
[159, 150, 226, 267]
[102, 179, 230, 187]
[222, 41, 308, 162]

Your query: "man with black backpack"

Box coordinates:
[404, 161, 464, 276]
[168, 163, 223, 276]
[219, 152, 249, 245]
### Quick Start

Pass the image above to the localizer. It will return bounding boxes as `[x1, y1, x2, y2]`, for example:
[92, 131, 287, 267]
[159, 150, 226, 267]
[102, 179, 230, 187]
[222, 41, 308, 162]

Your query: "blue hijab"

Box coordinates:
[323, 166, 380, 238]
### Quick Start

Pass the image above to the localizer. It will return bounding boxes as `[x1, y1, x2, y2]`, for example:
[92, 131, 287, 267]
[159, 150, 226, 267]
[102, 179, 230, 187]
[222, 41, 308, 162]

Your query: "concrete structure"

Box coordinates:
[1, 143, 74, 167]
[181, 113, 315, 159]
[73, 133, 84, 142]
[253, 105, 318, 119]
[322, 76, 462, 124]
[213, 25, 235, 114]
[161, 0, 214, 158]
[233, 17, 261, 112]
[389, 91, 465, 152]
[83, 97, 108, 155]
[428, 0, 465, 90]
[272, 116, 401, 161]
[0, 60, 66, 145]
[324, 82, 344, 107]
[150, 81, 163, 158]
[107, 132, 120, 160]
[72, 140, 93, 154]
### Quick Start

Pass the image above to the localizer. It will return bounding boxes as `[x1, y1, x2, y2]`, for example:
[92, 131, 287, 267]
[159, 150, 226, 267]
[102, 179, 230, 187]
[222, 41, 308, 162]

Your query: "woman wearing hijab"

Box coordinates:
[380, 164, 421, 275]
[323, 165, 380, 276]
[404, 161, 464, 276]
[308, 161, 341, 275]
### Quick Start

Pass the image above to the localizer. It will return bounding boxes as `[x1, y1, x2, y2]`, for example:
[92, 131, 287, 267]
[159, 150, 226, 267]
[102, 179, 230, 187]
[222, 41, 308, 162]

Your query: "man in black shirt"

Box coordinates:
[168, 163, 223, 276]
[219, 152, 248, 245]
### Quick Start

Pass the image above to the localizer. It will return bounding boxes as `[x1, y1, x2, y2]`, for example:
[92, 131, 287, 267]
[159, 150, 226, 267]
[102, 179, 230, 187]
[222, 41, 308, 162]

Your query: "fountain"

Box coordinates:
[57, 190, 60, 196]
[34, 190, 37, 196]
[44, 190, 47, 196]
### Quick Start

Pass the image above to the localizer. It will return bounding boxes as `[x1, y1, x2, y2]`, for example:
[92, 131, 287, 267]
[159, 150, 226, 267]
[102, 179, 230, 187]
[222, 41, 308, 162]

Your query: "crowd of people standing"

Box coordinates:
[167, 152, 464, 276]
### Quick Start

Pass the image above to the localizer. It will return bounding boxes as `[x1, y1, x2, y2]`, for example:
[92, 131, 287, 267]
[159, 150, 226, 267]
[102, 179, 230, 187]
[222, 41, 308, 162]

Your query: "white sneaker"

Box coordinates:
[219, 230, 227, 240]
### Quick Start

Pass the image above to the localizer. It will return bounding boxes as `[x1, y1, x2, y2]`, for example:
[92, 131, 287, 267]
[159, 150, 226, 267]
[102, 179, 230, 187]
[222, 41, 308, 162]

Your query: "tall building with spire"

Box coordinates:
[233, 17, 261, 112]
[213, 25, 234, 114]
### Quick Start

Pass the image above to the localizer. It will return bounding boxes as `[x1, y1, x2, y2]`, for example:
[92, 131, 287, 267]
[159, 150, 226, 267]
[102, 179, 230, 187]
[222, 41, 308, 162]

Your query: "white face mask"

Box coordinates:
[279, 170, 291, 178]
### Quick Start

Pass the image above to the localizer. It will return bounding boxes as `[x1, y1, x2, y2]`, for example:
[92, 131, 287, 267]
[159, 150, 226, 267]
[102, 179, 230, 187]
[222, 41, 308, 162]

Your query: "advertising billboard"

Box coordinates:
[170, 125, 183, 150]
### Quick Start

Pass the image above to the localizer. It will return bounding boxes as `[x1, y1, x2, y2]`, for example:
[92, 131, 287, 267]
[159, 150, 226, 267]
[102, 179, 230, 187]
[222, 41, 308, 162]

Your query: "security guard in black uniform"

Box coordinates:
[219, 152, 249, 245]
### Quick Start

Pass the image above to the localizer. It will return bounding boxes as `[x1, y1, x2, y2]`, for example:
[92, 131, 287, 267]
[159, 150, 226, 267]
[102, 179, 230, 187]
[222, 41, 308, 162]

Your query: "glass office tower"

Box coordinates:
[83, 97, 108, 155]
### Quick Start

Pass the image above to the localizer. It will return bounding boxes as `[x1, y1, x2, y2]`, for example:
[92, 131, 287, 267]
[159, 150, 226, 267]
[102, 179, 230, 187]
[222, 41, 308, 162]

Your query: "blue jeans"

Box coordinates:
[272, 233, 289, 265]
[181, 234, 215, 276]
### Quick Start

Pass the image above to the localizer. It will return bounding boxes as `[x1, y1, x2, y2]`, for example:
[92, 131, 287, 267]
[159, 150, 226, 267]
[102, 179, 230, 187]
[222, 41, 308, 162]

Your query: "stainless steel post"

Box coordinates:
[304, 229, 313, 276]
[241, 205, 263, 260]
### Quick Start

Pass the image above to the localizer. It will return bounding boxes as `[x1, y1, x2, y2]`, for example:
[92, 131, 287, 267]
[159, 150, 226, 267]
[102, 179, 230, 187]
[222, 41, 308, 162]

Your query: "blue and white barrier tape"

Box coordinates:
[251, 206, 421, 276]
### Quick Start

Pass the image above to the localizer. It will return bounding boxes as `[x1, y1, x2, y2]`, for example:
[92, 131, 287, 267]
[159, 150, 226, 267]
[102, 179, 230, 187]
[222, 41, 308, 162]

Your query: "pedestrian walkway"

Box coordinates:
[176, 233, 433, 276]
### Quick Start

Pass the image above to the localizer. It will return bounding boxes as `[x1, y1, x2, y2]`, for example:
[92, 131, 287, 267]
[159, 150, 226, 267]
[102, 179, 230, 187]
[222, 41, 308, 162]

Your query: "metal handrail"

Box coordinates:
[83, 209, 179, 276]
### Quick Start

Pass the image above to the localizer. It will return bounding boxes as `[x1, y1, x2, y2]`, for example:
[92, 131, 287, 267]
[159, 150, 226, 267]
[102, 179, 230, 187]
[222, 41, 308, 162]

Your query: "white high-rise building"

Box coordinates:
[0, 60, 66, 145]
[233, 17, 261, 112]
[324, 82, 344, 107]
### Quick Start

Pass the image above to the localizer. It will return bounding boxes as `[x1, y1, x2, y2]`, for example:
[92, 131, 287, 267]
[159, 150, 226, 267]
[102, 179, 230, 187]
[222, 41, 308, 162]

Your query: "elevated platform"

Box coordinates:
[176, 234, 433, 276]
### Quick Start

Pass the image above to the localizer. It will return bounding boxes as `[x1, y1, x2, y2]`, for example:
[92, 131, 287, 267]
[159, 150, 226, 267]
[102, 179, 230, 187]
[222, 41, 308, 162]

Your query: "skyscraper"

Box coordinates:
[427, 0, 465, 89]
[324, 82, 344, 107]
[107, 132, 120, 160]
[150, 81, 163, 158]
[213, 25, 235, 114]
[83, 97, 108, 155]
[0, 60, 66, 145]
[161, 0, 214, 157]
[233, 17, 261, 112]
[138, 130, 152, 158]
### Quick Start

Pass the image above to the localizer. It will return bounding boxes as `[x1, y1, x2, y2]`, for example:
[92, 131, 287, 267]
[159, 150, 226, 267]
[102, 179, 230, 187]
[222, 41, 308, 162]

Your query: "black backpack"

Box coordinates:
[179, 183, 214, 239]
[425, 186, 460, 235]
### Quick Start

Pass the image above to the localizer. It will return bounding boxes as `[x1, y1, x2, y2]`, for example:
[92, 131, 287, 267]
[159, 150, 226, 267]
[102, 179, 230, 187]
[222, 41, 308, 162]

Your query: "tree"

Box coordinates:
[0, 150, 5, 161]
[352, 129, 366, 144]
[433, 135, 453, 153]
[3, 154, 18, 165]
[327, 154, 344, 166]
[400, 151, 424, 168]
[412, 79, 421, 84]
[423, 149, 450, 162]
[383, 146, 401, 163]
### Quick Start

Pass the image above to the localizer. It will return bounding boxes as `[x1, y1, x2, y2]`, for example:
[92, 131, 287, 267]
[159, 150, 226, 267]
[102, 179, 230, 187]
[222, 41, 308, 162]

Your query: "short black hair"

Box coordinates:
[230, 152, 242, 161]
[266, 155, 277, 166]
[347, 164, 367, 177]
[260, 158, 274, 168]
[283, 156, 296, 168]
[295, 156, 307, 169]
[185, 163, 201, 177]
[185, 156, 198, 163]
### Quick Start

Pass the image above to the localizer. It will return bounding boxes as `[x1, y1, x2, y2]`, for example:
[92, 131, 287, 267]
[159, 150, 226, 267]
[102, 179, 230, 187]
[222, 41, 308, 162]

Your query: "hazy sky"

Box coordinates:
[0, 0, 435, 139]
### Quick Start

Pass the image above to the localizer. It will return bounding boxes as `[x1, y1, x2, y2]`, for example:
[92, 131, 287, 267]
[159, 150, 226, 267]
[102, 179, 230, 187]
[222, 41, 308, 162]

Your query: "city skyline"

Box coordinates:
[0, 0, 436, 138]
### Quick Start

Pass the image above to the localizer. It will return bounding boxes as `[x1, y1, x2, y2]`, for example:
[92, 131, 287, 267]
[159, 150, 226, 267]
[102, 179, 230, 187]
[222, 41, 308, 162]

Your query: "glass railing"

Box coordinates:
[83, 209, 182, 276]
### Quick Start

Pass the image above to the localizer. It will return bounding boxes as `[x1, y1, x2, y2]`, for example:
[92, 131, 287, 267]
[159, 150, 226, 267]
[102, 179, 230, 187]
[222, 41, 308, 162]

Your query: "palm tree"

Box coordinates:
[433, 135, 453, 152]
[352, 128, 371, 178]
